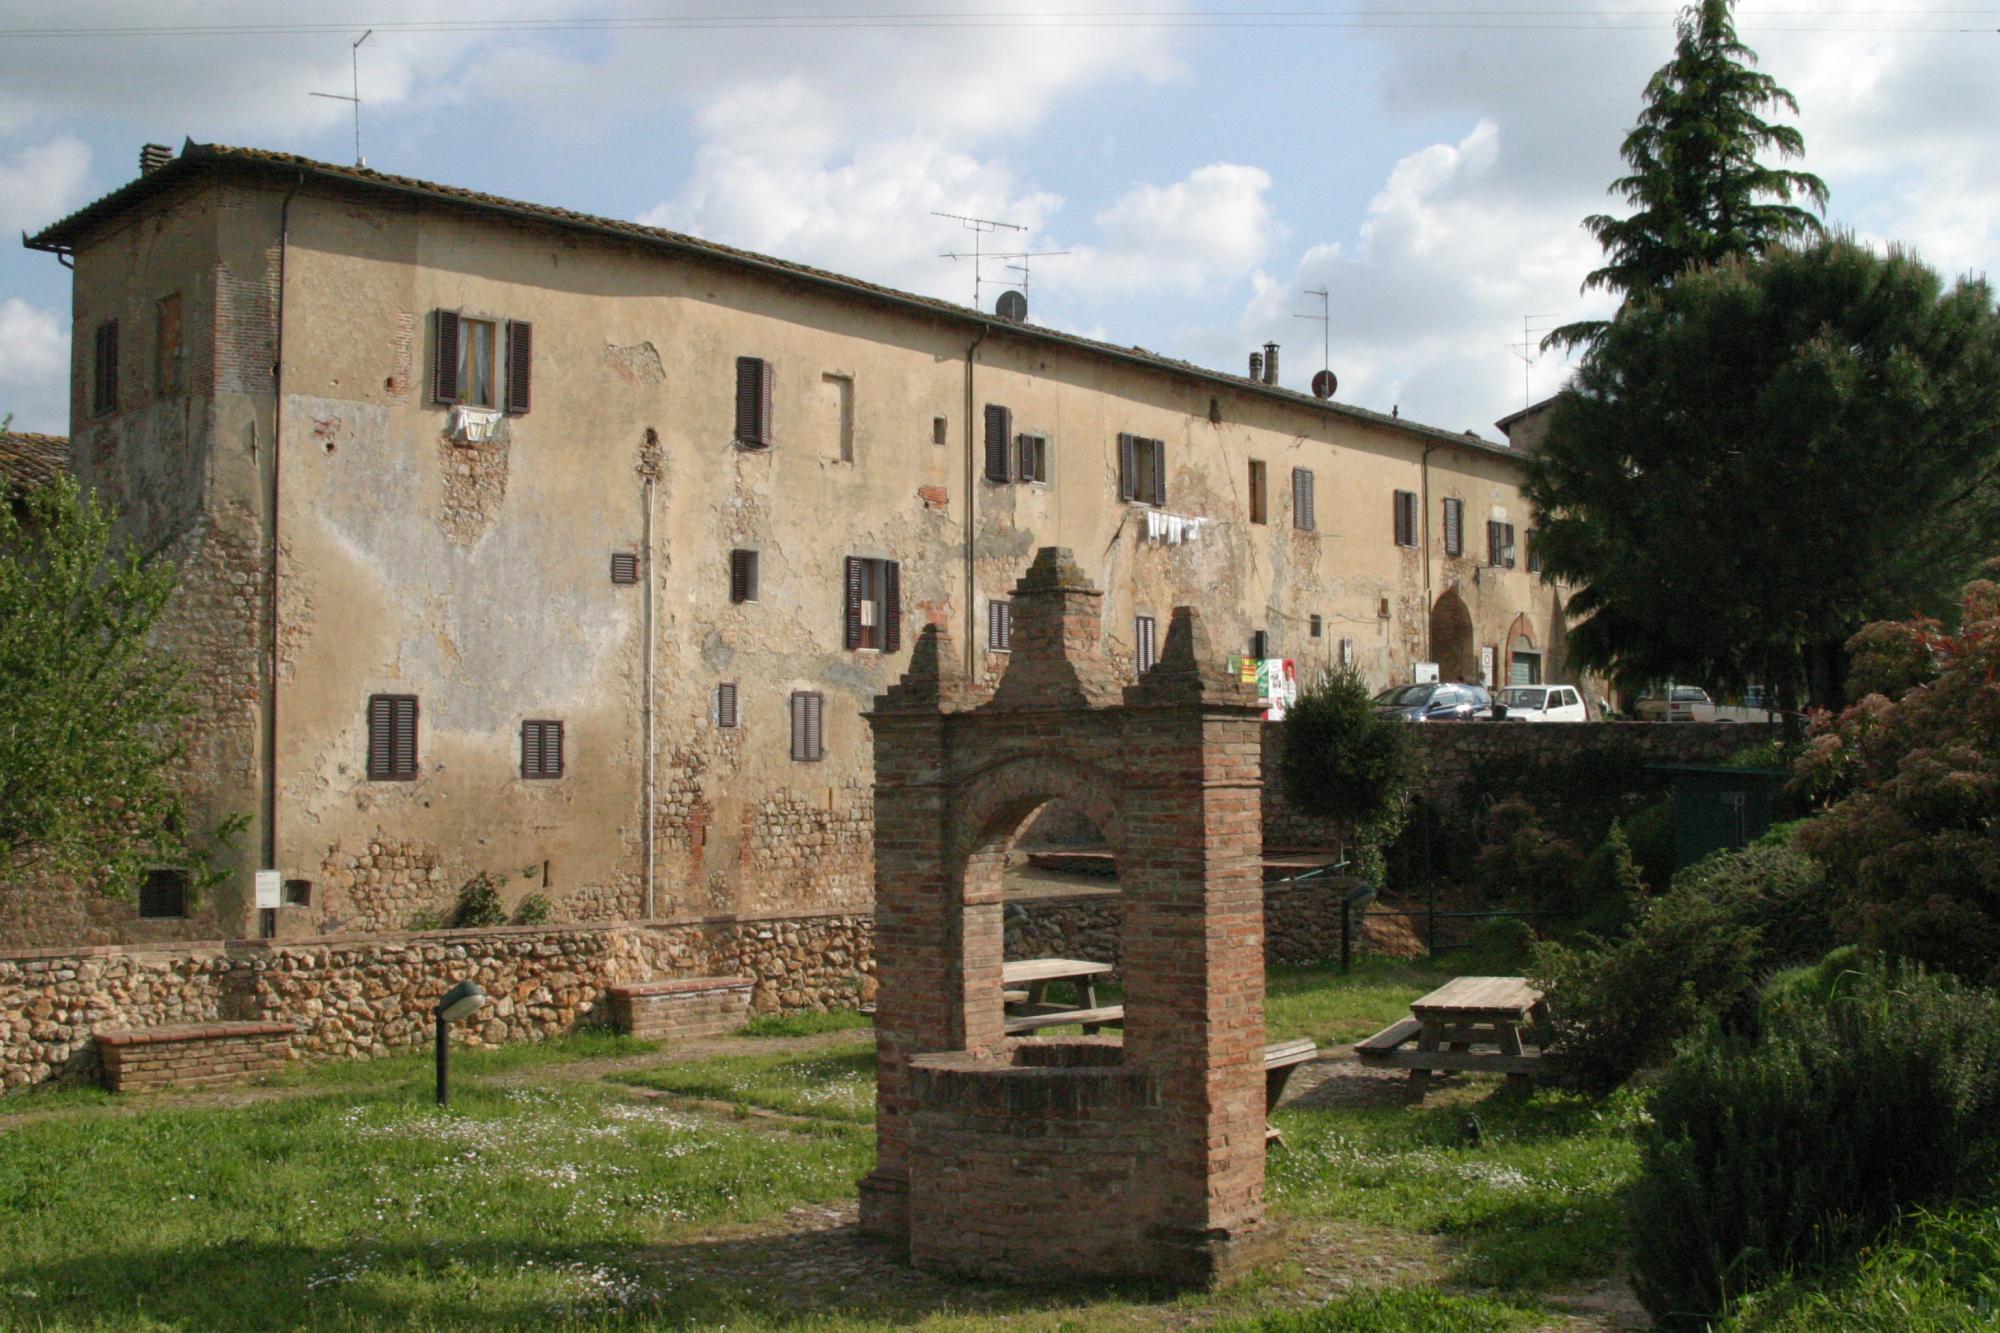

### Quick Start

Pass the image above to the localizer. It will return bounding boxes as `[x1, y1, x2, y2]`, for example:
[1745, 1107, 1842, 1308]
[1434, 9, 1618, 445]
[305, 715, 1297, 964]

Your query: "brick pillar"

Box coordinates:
[1120, 606, 1274, 1282]
[987, 546, 1124, 711]
[860, 624, 965, 1238]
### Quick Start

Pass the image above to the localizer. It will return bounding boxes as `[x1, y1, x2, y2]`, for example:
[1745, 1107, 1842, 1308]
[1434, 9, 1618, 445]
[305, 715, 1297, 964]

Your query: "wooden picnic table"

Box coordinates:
[1356, 976, 1549, 1105]
[1002, 958, 1118, 1035]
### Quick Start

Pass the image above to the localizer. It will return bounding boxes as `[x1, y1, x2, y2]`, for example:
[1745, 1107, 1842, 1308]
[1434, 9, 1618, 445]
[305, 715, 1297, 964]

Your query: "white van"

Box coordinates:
[1492, 684, 1589, 722]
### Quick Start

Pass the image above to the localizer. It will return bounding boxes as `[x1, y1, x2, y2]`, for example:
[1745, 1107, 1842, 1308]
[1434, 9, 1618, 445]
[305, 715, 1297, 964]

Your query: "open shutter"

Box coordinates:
[808, 693, 823, 760]
[736, 357, 771, 447]
[1117, 433, 1137, 501]
[789, 693, 806, 760]
[394, 697, 418, 778]
[433, 310, 460, 404]
[843, 556, 863, 649]
[883, 561, 902, 653]
[504, 320, 532, 415]
[984, 404, 1012, 482]
[1505, 523, 1518, 568]
[1149, 438, 1167, 506]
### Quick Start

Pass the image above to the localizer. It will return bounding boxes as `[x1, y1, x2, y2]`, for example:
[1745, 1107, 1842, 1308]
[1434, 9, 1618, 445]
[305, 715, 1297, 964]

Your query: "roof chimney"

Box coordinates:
[1247, 351, 1263, 382]
[138, 144, 175, 176]
[1262, 342, 1280, 385]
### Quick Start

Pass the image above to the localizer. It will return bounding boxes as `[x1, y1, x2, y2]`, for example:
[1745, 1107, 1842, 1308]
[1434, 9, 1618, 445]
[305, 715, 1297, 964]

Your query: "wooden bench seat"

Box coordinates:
[1264, 1037, 1318, 1112]
[1355, 1017, 1423, 1059]
[1004, 1004, 1125, 1035]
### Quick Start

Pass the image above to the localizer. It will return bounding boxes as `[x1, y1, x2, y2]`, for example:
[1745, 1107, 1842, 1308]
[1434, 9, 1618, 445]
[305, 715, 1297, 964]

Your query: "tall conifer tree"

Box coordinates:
[1545, 0, 1826, 351]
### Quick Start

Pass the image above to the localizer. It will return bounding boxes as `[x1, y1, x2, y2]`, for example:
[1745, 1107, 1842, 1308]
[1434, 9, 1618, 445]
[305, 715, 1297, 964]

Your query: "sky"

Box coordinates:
[1, 2, 1996, 439]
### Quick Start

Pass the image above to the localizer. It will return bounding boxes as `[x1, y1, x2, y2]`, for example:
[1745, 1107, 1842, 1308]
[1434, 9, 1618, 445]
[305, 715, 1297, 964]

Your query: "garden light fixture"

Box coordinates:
[433, 979, 486, 1107]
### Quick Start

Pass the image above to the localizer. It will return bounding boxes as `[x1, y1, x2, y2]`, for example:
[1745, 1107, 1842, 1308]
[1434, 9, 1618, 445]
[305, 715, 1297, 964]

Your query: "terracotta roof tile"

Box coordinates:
[26, 142, 1518, 461]
[0, 432, 68, 490]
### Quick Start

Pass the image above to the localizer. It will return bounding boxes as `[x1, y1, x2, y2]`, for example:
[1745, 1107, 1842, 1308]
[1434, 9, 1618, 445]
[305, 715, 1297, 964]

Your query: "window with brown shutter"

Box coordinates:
[1443, 498, 1464, 557]
[433, 310, 460, 403]
[521, 719, 564, 779]
[1134, 614, 1158, 675]
[843, 557, 900, 651]
[984, 404, 1013, 482]
[139, 868, 189, 919]
[1292, 467, 1316, 531]
[366, 694, 419, 781]
[92, 320, 119, 415]
[1015, 433, 1049, 485]
[1393, 489, 1418, 548]
[1249, 460, 1267, 524]
[988, 599, 1012, 652]
[730, 549, 759, 603]
[736, 356, 774, 448]
[610, 552, 640, 585]
[932, 415, 948, 446]
[504, 320, 532, 415]
[1526, 528, 1543, 575]
[716, 682, 739, 729]
[1488, 521, 1517, 568]
[1118, 433, 1138, 501]
[1118, 434, 1166, 505]
[789, 691, 824, 762]
[1250, 630, 1270, 660]
[1310, 614, 1323, 639]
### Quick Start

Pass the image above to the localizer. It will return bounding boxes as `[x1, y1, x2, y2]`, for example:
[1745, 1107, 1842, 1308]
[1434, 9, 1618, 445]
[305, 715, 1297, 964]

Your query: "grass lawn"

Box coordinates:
[0, 956, 1677, 1331]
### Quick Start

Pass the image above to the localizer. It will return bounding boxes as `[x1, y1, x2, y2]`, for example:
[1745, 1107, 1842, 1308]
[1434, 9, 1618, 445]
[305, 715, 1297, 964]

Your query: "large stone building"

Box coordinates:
[21, 141, 1573, 942]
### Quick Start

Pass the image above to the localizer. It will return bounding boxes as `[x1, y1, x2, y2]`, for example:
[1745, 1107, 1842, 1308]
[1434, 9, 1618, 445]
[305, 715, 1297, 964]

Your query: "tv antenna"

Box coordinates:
[1296, 286, 1330, 374]
[932, 211, 1027, 310]
[1507, 314, 1563, 409]
[310, 29, 373, 167]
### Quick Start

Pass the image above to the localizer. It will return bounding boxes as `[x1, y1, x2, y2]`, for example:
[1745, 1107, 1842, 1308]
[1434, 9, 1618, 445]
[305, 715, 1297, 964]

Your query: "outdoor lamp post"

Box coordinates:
[433, 979, 487, 1107]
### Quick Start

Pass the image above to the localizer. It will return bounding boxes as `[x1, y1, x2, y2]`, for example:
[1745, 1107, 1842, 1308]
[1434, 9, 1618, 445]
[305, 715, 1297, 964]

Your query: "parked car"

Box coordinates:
[1636, 685, 1712, 723]
[1374, 682, 1491, 722]
[1489, 684, 1589, 722]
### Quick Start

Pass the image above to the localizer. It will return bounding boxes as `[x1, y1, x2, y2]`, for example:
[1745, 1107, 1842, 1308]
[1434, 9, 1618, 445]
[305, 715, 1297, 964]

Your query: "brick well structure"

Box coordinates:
[860, 547, 1274, 1286]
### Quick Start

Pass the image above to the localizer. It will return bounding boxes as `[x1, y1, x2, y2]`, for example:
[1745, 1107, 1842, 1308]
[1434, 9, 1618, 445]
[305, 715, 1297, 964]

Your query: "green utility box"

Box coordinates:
[1650, 765, 1790, 871]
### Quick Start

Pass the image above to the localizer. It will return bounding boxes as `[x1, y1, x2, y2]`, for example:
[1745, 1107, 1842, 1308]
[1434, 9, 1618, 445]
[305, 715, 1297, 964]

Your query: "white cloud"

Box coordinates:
[0, 299, 71, 435]
[0, 135, 92, 235]
[1062, 164, 1277, 296]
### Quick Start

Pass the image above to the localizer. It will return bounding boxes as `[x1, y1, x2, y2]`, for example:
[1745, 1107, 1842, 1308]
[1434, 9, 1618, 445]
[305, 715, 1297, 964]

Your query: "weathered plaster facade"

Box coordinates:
[29, 144, 1573, 941]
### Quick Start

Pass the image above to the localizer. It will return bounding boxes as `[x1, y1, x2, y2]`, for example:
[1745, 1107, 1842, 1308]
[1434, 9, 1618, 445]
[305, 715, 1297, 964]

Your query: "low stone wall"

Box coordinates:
[98, 1021, 297, 1092]
[1006, 884, 1423, 972]
[610, 977, 755, 1040]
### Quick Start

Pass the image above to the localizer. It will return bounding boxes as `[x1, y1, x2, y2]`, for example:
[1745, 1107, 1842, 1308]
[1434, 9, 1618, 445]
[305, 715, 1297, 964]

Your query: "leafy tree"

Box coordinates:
[1794, 574, 2000, 982]
[1278, 665, 1413, 884]
[1526, 238, 2000, 714]
[0, 476, 227, 894]
[1546, 0, 1826, 352]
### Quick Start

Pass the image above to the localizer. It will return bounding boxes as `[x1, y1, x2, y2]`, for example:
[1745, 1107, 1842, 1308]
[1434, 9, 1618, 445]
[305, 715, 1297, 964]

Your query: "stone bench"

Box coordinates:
[608, 976, 755, 1040]
[96, 1021, 298, 1092]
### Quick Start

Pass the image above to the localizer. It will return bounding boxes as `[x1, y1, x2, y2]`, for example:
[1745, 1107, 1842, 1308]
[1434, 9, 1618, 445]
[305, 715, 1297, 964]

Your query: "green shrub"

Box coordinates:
[1719, 1204, 2000, 1331]
[1630, 964, 2000, 1330]
[1759, 945, 1863, 1017]
[1279, 665, 1414, 883]
[1623, 796, 1677, 892]
[1473, 797, 1584, 916]
[1532, 840, 1832, 1094]
[1463, 914, 1535, 972]
[448, 873, 508, 928]
[405, 909, 445, 932]
[1568, 818, 1647, 937]
[511, 892, 553, 926]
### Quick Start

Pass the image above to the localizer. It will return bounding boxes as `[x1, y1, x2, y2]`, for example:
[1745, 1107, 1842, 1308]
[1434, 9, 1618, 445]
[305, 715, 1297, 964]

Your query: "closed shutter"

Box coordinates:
[736, 357, 772, 447]
[716, 683, 738, 729]
[1149, 438, 1168, 506]
[433, 310, 460, 404]
[610, 552, 639, 585]
[369, 695, 419, 780]
[989, 600, 1012, 651]
[984, 404, 1013, 482]
[522, 721, 563, 779]
[790, 692, 824, 762]
[1118, 433, 1137, 501]
[1293, 467, 1315, 531]
[1135, 615, 1157, 674]
[1444, 498, 1463, 557]
[730, 549, 758, 603]
[843, 556, 864, 649]
[522, 721, 541, 777]
[504, 320, 532, 415]
[391, 697, 418, 778]
[883, 560, 902, 653]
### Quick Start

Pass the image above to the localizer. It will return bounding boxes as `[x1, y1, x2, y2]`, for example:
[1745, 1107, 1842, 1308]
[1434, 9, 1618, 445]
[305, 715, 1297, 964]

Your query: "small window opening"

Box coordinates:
[139, 868, 189, 919]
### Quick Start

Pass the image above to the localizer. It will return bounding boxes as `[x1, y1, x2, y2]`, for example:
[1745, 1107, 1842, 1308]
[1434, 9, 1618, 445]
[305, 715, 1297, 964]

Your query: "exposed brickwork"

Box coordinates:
[608, 976, 753, 1039]
[98, 1021, 296, 1092]
[211, 247, 278, 396]
[864, 549, 1275, 1287]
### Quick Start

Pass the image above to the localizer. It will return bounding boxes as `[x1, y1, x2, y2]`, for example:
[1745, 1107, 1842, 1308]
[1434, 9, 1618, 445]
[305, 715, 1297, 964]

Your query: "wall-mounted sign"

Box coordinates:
[1415, 661, 1440, 683]
[254, 869, 282, 911]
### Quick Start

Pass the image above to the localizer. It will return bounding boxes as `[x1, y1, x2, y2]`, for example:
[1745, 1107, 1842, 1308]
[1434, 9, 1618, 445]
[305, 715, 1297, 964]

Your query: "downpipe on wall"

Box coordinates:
[262, 171, 306, 934]
[641, 437, 659, 919]
[963, 323, 991, 679]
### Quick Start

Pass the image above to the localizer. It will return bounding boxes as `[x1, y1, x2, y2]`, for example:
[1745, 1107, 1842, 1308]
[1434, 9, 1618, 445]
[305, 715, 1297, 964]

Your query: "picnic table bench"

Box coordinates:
[1002, 958, 1120, 1035]
[1357, 976, 1550, 1104]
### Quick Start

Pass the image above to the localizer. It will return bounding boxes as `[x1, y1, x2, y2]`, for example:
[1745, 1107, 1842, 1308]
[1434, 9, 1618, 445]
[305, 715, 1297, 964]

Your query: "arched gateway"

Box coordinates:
[859, 548, 1275, 1286]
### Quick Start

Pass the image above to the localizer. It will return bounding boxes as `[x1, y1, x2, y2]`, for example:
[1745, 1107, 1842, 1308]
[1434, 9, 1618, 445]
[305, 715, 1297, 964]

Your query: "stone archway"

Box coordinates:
[1429, 587, 1478, 682]
[859, 548, 1272, 1287]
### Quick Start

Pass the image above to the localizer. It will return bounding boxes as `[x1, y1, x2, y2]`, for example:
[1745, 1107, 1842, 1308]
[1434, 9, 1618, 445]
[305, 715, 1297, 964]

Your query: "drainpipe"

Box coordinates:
[963, 323, 991, 678]
[263, 172, 305, 912]
[1419, 440, 1442, 666]
[641, 435, 659, 919]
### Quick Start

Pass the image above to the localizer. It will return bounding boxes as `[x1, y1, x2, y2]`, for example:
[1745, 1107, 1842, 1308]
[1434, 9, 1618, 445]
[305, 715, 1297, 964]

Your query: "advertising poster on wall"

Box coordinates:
[1231, 658, 1298, 720]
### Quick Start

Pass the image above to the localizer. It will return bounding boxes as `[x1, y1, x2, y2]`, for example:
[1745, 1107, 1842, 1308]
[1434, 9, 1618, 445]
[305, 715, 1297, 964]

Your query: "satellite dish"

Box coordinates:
[1311, 369, 1338, 400]
[995, 289, 1028, 323]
